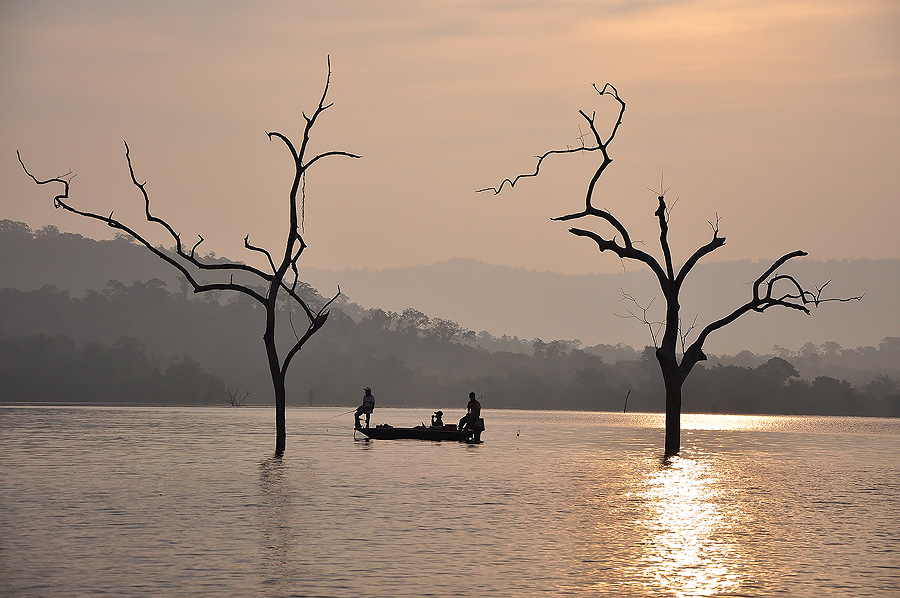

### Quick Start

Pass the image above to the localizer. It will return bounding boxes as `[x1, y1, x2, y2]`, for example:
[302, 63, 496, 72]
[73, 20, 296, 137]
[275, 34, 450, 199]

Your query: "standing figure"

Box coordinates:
[459, 392, 485, 443]
[355, 386, 376, 430]
[458, 392, 481, 430]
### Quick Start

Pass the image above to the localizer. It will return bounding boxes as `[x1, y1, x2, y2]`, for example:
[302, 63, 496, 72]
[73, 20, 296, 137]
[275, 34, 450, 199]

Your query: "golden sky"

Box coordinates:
[3, 0, 898, 275]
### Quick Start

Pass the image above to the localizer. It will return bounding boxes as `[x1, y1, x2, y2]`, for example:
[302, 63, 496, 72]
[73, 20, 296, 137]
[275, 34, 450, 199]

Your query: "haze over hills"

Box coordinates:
[3, 220, 899, 415]
[299, 258, 895, 356]
[2, 220, 897, 355]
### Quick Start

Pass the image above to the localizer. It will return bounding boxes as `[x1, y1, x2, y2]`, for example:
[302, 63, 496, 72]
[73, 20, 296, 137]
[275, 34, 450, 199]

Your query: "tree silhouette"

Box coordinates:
[19, 58, 358, 457]
[481, 83, 861, 456]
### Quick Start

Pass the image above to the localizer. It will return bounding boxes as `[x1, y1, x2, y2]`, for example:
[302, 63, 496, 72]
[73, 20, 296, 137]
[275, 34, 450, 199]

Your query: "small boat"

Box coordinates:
[356, 422, 482, 442]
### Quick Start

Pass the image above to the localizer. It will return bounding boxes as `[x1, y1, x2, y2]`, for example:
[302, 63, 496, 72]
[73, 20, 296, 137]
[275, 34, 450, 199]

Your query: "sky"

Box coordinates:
[2, 1, 898, 277]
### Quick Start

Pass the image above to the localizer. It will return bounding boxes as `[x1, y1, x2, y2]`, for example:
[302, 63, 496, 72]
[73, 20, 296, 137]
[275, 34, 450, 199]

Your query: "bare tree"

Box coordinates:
[19, 58, 358, 457]
[481, 83, 861, 456]
[223, 387, 251, 407]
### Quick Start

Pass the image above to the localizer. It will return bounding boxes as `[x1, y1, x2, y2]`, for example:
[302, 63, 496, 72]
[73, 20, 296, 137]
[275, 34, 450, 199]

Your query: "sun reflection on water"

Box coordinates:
[637, 455, 744, 597]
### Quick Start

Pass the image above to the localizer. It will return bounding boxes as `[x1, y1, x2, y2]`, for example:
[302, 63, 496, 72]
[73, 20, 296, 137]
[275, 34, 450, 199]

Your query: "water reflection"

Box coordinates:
[638, 455, 744, 597]
[257, 456, 296, 584]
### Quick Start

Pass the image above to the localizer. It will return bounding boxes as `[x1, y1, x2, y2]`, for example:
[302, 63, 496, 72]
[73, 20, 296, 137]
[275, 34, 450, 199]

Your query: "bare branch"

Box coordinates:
[476, 144, 598, 195]
[222, 387, 251, 407]
[478, 82, 624, 195]
[683, 252, 863, 377]
[279, 281, 316, 322]
[655, 195, 675, 281]
[646, 174, 670, 203]
[190, 235, 204, 258]
[679, 314, 699, 355]
[280, 285, 341, 378]
[288, 310, 301, 343]
[21, 152, 269, 302]
[288, 235, 308, 288]
[244, 234, 277, 273]
[553, 203, 635, 249]
[303, 150, 362, 170]
[615, 290, 662, 348]
[18, 151, 75, 209]
[675, 219, 726, 287]
[811, 280, 865, 306]
[266, 131, 299, 160]
[569, 227, 669, 290]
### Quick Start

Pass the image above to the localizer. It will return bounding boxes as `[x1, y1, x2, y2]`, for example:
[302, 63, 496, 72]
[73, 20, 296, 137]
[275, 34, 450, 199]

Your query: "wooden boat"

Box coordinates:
[356, 423, 481, 442]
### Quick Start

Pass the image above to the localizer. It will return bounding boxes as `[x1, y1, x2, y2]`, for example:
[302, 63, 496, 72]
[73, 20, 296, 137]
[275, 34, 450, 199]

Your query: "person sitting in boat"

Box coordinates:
[458, 392, 481, 430]
[431, 410, 444, 428]
[355, 386, 376, 430]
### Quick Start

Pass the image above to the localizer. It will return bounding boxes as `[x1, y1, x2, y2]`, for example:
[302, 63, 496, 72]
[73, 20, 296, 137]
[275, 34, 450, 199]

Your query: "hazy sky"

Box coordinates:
[3, 1, 898, 276]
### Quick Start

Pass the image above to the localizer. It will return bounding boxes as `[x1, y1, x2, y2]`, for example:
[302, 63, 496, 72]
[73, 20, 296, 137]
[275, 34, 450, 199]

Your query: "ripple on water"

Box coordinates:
[1, 406, 898, 597]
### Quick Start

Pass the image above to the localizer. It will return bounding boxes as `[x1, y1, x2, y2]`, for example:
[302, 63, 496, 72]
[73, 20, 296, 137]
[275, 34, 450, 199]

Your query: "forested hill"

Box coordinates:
[3, 219, 897, 356]
[3, 281, 899, 416]
[1, 220, 899, 416]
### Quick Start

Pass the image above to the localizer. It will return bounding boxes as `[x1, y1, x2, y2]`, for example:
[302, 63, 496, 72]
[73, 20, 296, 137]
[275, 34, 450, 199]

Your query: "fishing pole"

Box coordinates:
[326, 408, 358, 420]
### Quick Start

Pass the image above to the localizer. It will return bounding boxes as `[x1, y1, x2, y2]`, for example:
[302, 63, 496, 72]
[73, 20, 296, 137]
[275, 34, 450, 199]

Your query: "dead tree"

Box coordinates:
[223, 387, 251, 407]
[19, 58, 358, 457]
[481, 83, 861, 456]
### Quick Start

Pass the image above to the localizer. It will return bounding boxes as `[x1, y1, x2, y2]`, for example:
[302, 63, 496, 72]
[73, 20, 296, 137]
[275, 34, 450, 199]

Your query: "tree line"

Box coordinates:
[1, 279, 897, 417]
[0, 333, 222, 405]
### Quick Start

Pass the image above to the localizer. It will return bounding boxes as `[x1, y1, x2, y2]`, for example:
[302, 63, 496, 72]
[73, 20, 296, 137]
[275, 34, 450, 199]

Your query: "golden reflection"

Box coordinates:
[638, 456, 743, 597]
[680, 413, 774, 431]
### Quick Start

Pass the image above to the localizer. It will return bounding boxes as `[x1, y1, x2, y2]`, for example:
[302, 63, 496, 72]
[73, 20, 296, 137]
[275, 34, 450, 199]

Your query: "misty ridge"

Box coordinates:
[1, 219, 899, 417]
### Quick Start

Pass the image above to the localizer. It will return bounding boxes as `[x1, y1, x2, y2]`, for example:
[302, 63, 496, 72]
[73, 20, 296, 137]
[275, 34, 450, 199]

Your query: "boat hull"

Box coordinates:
[357, 426, 474, 442]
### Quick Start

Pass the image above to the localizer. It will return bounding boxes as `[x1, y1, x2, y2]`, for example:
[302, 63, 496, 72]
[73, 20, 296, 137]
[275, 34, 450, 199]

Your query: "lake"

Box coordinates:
[1, 406, 898, 597]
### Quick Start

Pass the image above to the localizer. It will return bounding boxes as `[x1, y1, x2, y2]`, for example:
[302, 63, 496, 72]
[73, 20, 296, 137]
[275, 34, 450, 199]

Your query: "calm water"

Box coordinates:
[1, 406, 898, 597]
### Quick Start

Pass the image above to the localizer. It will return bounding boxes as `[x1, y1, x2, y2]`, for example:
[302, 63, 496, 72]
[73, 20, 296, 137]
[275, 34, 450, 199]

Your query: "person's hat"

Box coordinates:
[434, 410, 443, 416]
[364, 386, 371, 391]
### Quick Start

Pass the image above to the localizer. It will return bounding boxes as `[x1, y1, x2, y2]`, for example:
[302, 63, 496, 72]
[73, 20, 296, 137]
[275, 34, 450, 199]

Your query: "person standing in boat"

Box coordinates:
[355, 386, 376, 430]
[459, 392, 481, 430]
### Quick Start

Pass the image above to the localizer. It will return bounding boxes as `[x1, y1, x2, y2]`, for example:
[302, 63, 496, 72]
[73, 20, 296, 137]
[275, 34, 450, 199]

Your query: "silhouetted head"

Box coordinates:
[364, 386, 371, 393]
[469, 392, 476, 399]
[434, 411, 443, 417]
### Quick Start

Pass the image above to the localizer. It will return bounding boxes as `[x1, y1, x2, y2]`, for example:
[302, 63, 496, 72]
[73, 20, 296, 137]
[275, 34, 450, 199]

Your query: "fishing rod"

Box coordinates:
[326, 408, 358, 420]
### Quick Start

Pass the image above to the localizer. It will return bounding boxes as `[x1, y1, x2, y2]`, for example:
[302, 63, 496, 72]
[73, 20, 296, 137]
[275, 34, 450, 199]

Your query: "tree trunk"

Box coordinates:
[274, 377, 286, 458]
[658, 349, 682, 457]
[263, 311, 286, 457]
[664, 374, 682, 457]
[658, 286, 683, 457]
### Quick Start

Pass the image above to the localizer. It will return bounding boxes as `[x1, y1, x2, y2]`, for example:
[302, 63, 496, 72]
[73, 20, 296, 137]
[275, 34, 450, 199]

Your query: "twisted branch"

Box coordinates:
[681, 251, 863, 379]
[478, 83, 624, 196]
[18, 150, 268, 303]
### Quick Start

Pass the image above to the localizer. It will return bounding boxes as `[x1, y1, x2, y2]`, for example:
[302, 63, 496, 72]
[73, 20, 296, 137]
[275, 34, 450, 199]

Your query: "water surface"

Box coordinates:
[1, 407, 898, 597]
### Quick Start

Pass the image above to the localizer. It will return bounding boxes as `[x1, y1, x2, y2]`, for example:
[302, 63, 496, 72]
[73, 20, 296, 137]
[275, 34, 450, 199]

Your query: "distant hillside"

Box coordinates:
[0, 220, 250, 294]
[3, 219, 897, 354]
[298, 257, 898, 355]
[2, 220, 898, 415]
